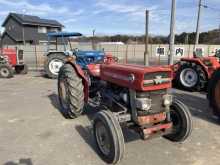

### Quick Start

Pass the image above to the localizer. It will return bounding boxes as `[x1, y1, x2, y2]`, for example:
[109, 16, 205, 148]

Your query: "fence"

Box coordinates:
[4, 43, 220, 70]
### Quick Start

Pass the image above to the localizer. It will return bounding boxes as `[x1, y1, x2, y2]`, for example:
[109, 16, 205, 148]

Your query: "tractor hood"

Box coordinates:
[100, 63, 172, 91]
[75, 50, 105, 57]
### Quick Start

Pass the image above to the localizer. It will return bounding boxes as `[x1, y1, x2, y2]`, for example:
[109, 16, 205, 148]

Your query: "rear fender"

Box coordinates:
[66, 61, 89, 103]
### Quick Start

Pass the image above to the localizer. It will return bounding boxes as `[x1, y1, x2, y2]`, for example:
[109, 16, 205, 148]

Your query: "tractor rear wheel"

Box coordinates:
[207, 69, 220, 119]
[175, 63, 207, 91]
[15, 64, 28, 74]
[45, 53, 66, 79]
[58, 63, 84, 119]
[0, 64, 14, 78]
[93, 110, 125, 164]
[164, 99, 193, 142]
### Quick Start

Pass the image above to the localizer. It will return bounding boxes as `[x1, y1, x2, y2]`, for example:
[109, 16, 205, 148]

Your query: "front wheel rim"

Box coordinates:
[180, 68, 198, 87]
[95, 121, 111, 156]
[49, 59, 64, 75]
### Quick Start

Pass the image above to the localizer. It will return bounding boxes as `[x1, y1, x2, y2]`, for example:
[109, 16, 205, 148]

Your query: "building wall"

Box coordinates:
[23, 25, 62, 44]
[4, 17, 23, 40]
[1, 34, 16, 45]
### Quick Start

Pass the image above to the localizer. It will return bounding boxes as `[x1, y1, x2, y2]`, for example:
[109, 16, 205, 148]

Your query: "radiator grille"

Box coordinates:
[144, 72, 169, 80]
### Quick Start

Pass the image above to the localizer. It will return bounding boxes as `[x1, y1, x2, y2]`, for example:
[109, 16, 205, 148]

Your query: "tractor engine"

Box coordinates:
[89, 63, 173, 138]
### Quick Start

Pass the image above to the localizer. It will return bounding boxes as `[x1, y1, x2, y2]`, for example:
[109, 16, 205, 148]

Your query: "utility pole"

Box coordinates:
[195, 0, 202, 49]
[169, 0, 176, 65]
[144, 10, 149, 66]
[92, 29, 96, 50]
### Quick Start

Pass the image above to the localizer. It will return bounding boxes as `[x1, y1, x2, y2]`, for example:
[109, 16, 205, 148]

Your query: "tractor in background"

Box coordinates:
[0, 48, 28, 78]
[57, 56, 192, 164]
[173, 50, 220, 91]
[207, 67, 220, 120]
[44, 32, 107, 79]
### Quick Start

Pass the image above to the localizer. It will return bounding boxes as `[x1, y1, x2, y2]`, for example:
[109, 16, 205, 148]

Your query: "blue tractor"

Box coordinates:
[44, 32, 105, 78]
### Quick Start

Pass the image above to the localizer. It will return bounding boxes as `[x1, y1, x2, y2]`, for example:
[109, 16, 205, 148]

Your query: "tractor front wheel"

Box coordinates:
[45, 53, 66, 79]
[164, 99, 193, 142]
[93, 110, 125, 164]
[58, 63, 84, 118]
[0, 64, 14, 78]
[207, 69, 220, 119]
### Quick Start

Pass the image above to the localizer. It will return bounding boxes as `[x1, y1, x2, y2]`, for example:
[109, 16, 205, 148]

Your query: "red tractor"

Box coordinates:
[207, 68, 220, 119]
[173, 51, 220, 91]
[58, 57, 192, 164]
[0, 48, 28, 78]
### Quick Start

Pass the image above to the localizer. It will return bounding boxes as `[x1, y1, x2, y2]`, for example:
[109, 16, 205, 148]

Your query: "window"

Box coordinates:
[50, 28, 58, 32]
[38, 27, 47, 33]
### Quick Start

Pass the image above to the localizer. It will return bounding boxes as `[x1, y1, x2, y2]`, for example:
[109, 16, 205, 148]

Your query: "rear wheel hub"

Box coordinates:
[0, 67, 10, 77]
[49, 59, 64, 75]
[180, 68, 198, 87]
[95, 121, 111, 156]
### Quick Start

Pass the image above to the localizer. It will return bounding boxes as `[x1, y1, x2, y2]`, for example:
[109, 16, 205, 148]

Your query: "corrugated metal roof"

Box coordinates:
[2, 13, 63, 27]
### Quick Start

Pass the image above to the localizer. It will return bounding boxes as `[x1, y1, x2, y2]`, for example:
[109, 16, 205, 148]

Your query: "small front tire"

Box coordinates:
[207, 69, 220, 119]
[93, 110, 125, 164]
[164, 99, 193, 142]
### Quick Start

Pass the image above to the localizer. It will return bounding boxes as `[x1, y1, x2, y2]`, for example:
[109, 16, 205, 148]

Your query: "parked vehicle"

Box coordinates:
[57, 57, 192, 164]
[173, 51, 220, 91]
[44, 32, 106, 79]
[0, 48, 28, 78]
[207, 68, 220, 119]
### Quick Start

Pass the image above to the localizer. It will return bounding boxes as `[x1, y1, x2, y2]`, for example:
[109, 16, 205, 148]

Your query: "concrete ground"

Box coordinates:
[0, 73, 220, 165]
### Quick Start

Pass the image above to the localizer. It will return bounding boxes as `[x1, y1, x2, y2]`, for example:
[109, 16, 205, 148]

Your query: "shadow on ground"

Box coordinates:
[4, 158, 33, 165]
[174, 92, 220, 125]
[48, 93, 67, 118]
[48, 93, 102, 120]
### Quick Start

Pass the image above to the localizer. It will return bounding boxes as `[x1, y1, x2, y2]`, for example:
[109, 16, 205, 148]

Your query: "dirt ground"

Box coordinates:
[0, 73, 220, 165]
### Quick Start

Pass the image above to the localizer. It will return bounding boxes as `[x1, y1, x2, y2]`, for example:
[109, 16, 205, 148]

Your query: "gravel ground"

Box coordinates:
[0, 73, 220, 165]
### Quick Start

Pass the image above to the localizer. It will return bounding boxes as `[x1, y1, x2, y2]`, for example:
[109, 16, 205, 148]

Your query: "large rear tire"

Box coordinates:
[207, 69, 220, 119]
[164, 99, 193, 142]
[45, 53, 66, 79]
[175, 62, 207, 91]
[0, 64, 14, 78]
[93, 110, 125, 164]
[58, 63, 84, 119]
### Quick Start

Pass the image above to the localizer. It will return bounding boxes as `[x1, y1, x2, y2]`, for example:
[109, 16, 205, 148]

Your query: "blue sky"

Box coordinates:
[0, 0, 219, 36]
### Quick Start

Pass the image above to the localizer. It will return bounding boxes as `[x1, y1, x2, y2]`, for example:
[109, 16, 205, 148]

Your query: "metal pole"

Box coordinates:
[169, 0, 176, 65]
[144, 10, 149, 66]
[92, 29, 95, 50]
[195, 0, 202, 50]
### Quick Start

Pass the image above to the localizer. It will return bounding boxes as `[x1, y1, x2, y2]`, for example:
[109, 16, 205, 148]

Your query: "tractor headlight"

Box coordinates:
[135, 98, 152, 111]
[163, 94, 173, 106]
